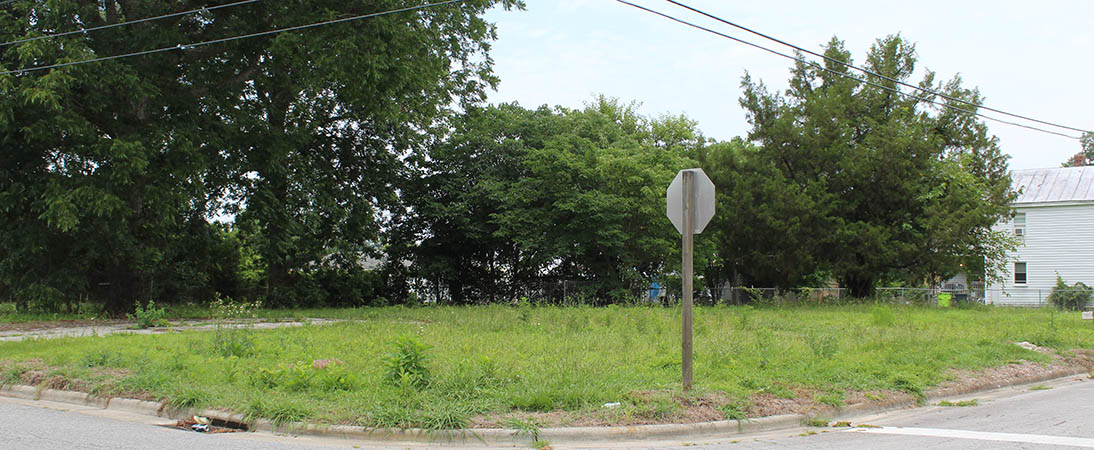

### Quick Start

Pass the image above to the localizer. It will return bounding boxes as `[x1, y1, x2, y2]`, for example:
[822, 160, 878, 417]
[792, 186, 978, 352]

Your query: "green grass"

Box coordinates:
[937, 399, 978, 407]
[0, 304, 1090, 429]
[0, 301, 310, 323]
[0, 302, 101, 323]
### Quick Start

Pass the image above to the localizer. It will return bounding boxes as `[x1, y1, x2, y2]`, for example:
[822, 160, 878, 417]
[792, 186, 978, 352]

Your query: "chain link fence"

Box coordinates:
[874, 287, 985, 306]
[412, 278, 1093, 308]
[984, 287, 1094, 309]
[652, 286, 850, 305]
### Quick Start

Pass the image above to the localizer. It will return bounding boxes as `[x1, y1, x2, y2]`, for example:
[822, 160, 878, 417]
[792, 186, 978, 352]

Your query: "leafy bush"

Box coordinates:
[128, 300, 168, 328]
[1048, 275, 1093, 311]
[382, 336, 431, 388]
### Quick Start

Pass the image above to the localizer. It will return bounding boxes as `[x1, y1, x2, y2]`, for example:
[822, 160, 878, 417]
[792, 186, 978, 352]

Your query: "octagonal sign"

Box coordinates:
[666, 168, 716, 234]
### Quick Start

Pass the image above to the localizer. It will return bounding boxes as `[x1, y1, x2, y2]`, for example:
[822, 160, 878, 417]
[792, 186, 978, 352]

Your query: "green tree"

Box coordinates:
[219, 0, 521, 307]
[1062, 132, 1094, 166]
[737, 35, 1015, 296]
[1, 0, 237, 312]
[698, 138, 826, 289]
[492, 98, 702, 301]
[397, 98, 703, 303]
[0, 0, 522, 311]
[390, 103, 558, 304]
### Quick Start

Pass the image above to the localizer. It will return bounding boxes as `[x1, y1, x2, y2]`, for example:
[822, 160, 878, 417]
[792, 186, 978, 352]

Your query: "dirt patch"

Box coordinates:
[939, 348, 1094, 396]
[1, 359, 133, 399]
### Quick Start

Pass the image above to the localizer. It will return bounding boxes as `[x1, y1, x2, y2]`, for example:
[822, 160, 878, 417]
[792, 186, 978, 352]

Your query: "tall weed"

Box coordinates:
[383, 335, 431, 388]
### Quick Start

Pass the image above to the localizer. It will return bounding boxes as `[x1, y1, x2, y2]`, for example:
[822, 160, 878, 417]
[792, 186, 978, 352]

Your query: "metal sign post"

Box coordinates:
[681, 170, 694, 391]
[666, 168, 715, 391]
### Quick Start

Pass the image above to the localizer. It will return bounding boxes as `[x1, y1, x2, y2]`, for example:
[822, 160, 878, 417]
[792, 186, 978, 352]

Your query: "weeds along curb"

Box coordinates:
[0, 367, 1088, 446]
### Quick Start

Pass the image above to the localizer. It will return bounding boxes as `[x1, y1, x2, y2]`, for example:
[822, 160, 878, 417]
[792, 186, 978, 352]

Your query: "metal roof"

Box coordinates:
[1012, 166, 1094, 204]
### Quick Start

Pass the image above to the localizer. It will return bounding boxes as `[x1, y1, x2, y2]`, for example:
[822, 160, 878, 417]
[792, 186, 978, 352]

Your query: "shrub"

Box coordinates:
[382, 336, 431, 388]
[1048, 275, 1093, 311]
[128, 300, 168, 328]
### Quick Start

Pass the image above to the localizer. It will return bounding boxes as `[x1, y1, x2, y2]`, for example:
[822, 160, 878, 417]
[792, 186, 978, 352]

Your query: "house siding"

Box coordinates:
[987, 203, 1094, 306]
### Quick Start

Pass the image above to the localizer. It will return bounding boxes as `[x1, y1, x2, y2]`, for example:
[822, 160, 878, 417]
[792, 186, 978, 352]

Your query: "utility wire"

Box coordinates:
[616, 0, 1082, 140]
[664, 0, 1092, 136]
[0, 0, 464, 76]
[0, 0, 259, 48]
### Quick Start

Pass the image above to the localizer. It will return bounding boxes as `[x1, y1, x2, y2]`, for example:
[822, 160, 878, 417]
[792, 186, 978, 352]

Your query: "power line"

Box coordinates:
[0, 0, 465, 76]
[0, 0, 260, 48]
[664, 0, 1092, 136]
[616, 0, 1082, 140]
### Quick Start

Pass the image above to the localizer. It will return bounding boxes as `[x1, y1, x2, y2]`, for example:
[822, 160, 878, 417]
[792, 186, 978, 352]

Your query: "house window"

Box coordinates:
[1013, 213, 1026, 239]
[1014, 262, 1027, 285]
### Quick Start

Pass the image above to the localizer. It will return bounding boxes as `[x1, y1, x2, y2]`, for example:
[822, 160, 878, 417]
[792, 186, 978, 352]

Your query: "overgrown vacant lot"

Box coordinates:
[1, 304, 1092, 429]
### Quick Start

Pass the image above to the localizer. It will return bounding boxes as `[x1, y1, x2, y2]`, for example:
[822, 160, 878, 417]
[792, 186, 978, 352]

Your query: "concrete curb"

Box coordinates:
[0, 367, 1087, 446]
[0, 384, 37, 400]
[106, 397, 165, 416]
[38, 389, 109, 408]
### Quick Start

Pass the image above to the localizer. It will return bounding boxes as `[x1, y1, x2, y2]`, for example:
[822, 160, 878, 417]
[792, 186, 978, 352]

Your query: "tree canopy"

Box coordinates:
[0, 0, 520, 312]
[2, 17, 1019, 310]
[392, 98, 702, 304]
[729, 35, 1015, 296]
[1062, 132, 1094, 167]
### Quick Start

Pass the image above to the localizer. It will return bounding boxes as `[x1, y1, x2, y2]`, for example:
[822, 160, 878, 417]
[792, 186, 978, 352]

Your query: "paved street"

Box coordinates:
[2, 376, 1092, 449]
[0, 395, 462, 450]
[593, 375, 1094, 450]
[0, 319, 340, 342]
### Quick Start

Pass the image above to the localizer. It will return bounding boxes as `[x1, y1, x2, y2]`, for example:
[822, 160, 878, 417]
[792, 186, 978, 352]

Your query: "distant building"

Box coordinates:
[986, 167, 1094, 306]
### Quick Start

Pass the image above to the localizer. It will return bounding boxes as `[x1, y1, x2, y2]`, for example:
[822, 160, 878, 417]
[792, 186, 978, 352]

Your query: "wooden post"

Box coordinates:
[681, 170, 694, 391]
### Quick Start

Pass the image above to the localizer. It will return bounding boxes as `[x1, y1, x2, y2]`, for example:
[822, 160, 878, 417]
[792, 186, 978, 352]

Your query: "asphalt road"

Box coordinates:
[594, 375, 1094, 450]
[0, 396, 446, 450]
[2, 376, 1093, 449]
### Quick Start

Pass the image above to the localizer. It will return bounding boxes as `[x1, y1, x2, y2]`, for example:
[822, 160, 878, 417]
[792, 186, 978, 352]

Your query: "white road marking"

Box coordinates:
[846, 427, 1094, 448]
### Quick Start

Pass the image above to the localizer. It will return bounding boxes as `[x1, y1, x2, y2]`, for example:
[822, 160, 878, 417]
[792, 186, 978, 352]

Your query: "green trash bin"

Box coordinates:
[937, 292, 952, 308]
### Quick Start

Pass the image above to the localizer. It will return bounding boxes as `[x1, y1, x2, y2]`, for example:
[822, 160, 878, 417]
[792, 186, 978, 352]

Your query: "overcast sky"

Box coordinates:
[482, 0, 1093, 171]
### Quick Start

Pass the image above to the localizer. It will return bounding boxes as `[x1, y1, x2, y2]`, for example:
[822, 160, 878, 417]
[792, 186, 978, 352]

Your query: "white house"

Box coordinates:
[986, 166, 1094, 306]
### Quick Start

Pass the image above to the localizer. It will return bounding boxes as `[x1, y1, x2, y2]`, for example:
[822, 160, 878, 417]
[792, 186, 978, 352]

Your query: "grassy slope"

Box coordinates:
[0, 304, 1088, 428]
